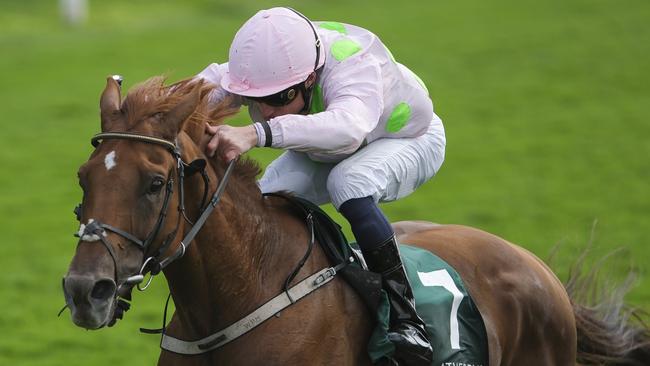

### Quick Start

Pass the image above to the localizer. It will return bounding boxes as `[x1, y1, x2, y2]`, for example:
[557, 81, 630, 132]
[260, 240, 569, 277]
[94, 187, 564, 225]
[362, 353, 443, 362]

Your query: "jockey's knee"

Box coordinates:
[326, 163, 378, 210]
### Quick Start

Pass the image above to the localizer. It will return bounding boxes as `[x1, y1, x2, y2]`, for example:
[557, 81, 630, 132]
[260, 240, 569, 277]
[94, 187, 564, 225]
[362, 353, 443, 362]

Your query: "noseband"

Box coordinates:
[72, 132, 237, 326]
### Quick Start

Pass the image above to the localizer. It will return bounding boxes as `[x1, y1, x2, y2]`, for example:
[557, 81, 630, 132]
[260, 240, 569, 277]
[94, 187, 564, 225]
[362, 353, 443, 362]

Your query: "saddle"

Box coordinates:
[264, 193, 384, 314]
[267, 193, 489, 366]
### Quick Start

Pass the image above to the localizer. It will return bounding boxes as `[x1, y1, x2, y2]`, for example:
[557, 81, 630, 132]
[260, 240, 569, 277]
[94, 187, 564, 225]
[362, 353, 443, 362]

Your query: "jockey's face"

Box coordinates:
[256, 90, 305, 120]
[253, 72, 317, 120]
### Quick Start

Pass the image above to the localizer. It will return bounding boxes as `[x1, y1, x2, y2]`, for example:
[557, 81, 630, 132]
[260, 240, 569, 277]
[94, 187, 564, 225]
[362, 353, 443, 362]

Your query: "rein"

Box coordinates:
[72, 132, 237, 326]
[158, 193, 352, 355]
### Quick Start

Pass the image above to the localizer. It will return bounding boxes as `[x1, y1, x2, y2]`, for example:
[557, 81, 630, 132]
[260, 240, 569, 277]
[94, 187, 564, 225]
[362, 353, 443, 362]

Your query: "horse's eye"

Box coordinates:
[149, 178, 165, 194]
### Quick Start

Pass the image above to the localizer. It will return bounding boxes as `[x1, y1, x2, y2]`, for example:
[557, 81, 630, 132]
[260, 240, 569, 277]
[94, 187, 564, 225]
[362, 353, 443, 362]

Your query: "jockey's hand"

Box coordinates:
[205, 123, 257, 162]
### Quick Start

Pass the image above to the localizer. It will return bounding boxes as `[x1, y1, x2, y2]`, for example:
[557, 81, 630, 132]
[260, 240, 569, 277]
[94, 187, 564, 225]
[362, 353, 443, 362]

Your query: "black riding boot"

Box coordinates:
[363, 236, 433, 365]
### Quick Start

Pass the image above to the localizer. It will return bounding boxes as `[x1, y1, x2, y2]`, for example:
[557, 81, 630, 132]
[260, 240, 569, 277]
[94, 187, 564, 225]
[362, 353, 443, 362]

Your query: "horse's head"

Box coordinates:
[63, 76, 214, 329]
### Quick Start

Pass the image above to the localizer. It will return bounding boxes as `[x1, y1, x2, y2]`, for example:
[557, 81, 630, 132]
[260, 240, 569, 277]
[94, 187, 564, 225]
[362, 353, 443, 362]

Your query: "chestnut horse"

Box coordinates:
[63, 76, 649, 365]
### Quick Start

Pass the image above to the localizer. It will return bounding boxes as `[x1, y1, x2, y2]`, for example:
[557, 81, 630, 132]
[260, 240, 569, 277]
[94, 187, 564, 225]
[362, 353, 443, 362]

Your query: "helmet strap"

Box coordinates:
[284, 8, 322, 115]
[298, 69, 321, 115]
[298, 82, 312, 115]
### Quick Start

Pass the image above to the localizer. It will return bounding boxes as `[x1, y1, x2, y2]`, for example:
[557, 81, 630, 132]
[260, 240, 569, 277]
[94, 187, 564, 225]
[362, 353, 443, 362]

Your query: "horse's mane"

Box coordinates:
[121, 76, 261, 183]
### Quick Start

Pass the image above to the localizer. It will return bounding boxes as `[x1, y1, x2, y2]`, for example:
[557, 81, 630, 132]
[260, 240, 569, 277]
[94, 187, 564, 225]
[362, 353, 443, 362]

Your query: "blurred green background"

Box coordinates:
[1, 0, 648, 364]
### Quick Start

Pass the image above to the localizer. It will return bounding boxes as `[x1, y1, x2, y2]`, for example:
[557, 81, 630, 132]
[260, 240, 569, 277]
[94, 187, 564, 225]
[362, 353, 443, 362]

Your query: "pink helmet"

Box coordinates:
[220, 7, 324, 97]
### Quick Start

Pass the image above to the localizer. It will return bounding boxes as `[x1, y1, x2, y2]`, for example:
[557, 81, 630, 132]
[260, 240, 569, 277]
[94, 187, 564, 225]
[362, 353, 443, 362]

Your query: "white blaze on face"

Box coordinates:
[104, 150, 117, 171]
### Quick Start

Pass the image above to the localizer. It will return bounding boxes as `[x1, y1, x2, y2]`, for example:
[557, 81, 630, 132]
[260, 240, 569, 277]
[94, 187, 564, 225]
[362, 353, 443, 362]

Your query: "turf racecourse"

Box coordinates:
[0, 0, 648, 364]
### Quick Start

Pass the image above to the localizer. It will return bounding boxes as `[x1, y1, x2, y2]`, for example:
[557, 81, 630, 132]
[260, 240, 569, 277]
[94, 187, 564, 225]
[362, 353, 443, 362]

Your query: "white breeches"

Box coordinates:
[258, 118, 446, 209]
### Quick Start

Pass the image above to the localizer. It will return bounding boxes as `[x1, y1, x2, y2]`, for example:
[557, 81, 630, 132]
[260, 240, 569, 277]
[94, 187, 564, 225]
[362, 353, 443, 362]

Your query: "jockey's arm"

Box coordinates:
[199, 56, 385, 159]
[265, 57, 384, 156]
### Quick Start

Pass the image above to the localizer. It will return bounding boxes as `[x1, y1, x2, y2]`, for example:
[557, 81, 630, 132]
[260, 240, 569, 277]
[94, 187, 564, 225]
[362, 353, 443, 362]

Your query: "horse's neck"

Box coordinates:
[162, 139, 315, 338]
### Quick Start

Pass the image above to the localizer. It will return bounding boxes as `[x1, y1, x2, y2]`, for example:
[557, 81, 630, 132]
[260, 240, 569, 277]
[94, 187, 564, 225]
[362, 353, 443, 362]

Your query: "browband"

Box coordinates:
[91, 132, 178, 154]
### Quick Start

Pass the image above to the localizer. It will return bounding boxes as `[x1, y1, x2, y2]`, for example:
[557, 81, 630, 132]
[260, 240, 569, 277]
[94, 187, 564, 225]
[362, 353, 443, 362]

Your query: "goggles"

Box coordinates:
[246, 82, 302, 107]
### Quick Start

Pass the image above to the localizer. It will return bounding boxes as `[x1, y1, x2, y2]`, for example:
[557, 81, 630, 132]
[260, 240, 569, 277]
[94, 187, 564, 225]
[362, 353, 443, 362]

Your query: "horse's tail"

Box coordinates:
[564, 251, 650, 365]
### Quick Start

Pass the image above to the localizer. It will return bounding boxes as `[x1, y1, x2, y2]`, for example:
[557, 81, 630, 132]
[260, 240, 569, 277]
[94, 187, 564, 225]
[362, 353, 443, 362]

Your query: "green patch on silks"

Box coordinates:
[331, 39, 362, 61]
[385, 102, 411, 133]
[310, 84, 325, 114]
[367, 245, 489, 365]
[320, 21, 348, 35]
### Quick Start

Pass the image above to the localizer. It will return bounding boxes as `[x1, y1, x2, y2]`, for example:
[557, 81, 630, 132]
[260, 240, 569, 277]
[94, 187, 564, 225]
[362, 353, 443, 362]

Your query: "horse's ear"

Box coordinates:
[163, 82, 201, 138]
[100, 77, 122, 131]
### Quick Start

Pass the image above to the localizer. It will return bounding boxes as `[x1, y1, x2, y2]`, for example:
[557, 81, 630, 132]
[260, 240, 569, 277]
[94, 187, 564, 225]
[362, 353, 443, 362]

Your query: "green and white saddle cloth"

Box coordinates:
[264, 195, 488, 365]
[368, 244, 489, 366]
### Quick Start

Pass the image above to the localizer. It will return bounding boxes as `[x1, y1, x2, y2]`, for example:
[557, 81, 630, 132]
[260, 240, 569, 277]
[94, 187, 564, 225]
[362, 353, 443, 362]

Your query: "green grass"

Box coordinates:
[1, 0, 648, 364]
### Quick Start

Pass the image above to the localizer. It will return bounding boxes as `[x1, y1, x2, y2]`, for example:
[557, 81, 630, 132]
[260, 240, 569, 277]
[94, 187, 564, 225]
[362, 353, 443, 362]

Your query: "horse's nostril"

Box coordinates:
[90, 279, 116, 301]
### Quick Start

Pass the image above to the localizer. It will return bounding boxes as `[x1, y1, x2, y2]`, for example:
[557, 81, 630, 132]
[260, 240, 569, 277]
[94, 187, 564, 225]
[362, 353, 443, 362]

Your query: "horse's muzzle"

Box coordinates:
[63, 274, 116, 329]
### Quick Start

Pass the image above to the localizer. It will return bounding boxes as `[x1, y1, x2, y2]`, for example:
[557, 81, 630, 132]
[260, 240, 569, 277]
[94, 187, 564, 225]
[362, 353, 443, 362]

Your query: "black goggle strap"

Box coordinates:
[250, 77, 316, 112]
[247, 85, 299, 106]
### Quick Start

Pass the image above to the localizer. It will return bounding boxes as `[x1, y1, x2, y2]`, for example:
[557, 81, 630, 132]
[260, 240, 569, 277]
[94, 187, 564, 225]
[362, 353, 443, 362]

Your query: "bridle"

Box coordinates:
[71, 131, 237, 326]
[67, 131, 350, 353]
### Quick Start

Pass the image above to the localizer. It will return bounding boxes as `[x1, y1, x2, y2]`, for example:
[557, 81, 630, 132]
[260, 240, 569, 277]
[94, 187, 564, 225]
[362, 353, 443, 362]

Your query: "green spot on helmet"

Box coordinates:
[319, 21, 347, 35]
[386, 103, 411, 133]
[331, 39, 362, 62]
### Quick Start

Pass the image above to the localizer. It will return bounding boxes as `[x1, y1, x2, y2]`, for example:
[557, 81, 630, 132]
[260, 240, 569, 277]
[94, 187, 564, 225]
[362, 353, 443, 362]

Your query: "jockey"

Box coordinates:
[201, 7, 445, 365]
